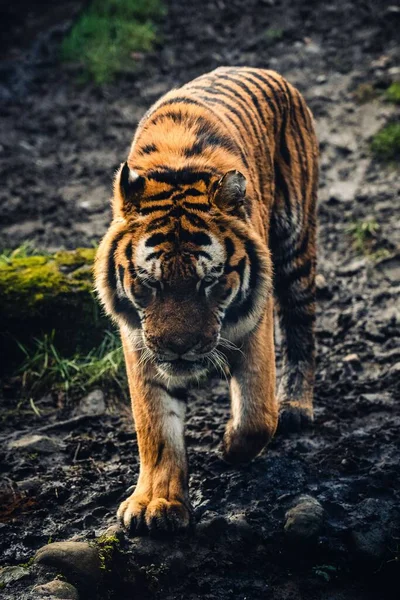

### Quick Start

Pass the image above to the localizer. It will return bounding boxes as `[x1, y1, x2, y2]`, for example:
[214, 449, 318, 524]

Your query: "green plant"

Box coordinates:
[312, 564, 338, 582]
[264, 27, 284, 44]
[19, 330, 126, 397]
[61, 0, 165, 84]
[347, 218, 380, 254]
[0, 242, 50, 266]
[385, 82, 400, 105]
[371, 122, 400, 161]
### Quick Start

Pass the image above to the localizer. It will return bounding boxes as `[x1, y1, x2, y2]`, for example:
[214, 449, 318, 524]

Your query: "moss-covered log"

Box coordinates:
[0, 248, 110, 371]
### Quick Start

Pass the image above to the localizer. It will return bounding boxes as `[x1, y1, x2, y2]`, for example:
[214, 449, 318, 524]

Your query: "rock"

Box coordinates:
[35, 542, 101, 588]
[349, 498, 397, 562]
[32, 580, 79, 599]
[197, 511, 229, 539]
[8, 434, 64, 454]
[0, 565, 30, 586]
[343, 353, 362, 370]
[337, 258, 366, 276]
[284, 495, 324, 542]
[75, 389, 106, 416]
[328, 181, 357, 203]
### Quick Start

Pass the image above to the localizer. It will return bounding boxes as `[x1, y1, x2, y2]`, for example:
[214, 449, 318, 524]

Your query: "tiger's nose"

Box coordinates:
[163, 334, 200, 357]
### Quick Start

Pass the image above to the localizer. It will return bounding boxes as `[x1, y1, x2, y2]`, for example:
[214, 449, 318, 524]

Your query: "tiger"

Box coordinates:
[95, 66, 318, 536]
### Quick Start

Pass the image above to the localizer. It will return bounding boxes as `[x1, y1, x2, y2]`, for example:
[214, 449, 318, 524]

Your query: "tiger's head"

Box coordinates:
[95, 163, 272, 382]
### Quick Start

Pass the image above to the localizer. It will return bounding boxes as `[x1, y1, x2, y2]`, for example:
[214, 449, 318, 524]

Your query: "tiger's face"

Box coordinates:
[95, 164, 272, 382]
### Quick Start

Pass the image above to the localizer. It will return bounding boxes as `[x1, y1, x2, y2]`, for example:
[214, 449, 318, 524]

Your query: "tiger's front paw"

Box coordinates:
[222, 422, 275, 465]
[278, 401, 313, 434]
[117, 493, 192, 537]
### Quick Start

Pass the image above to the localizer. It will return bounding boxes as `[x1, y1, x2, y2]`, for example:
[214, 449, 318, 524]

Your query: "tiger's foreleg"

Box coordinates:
[222, 298, 278, 464]
[117, 330, 192, 535]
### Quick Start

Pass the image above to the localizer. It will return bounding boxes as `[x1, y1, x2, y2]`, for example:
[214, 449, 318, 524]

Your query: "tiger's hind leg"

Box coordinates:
[271, 204, 317, 433]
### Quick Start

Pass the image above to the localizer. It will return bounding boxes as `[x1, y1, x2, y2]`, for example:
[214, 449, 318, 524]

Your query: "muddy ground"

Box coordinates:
[0, 1, 400, 599]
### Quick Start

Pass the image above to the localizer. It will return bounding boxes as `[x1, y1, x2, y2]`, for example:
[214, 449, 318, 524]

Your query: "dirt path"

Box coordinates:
[0, 1, 399, 599]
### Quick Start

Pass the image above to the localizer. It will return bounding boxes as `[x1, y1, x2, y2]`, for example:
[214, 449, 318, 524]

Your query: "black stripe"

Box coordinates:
[146, 168, 214, 186]
[125, 241, 133, 262]
[146, 190, 174, 202]
[146, 231, 175, 247]
[239, 70, 283, 118]
[183, 211, 208, 229]
[138, 143, 157, 155]
[218, 74, 270, 135]
[274, 160, 291, 216]
[156, 97, 207, 111]
[179, 229, 212, 246]
[183, 201, 210, 212]
[117, 264, 125, 288]
[191, 249, 212, 260]
[150, 110, 185, 126]
[145, 250, 163, 261]
[145, 217, 171, 232]
[140, 203, 172, 215]
[275, 261, 312, 289]
[223, 239, 261, 325]
[183, 131, 241, 159]
[224, 237, 235, 261]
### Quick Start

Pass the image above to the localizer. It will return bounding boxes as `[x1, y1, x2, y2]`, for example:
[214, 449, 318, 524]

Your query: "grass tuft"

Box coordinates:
[346, 218, 380, 254]
[370, 122, 400, 161]
[61, 0, 165, 84]
[0, 242, 50, 266]
[385, 82, 400, 105]
[19, 330, 126, 397]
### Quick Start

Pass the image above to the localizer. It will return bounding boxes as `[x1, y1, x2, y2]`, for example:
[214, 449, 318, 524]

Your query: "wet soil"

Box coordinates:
[0, 1, 399, 599]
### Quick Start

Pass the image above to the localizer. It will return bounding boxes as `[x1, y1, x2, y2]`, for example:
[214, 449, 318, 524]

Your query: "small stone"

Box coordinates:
[76, 389, 106, 416]
[32, 580, 79, 599]
[343, 353, 362, 371]
[0, 565, 30, 586]
[35, 542, 101, 588]
[343, 353, 360, 363]
[284, 495, 324, 542]
[8, 434, 64, 454]
[315, 274, 327, 290]
[337, 258, 366, 276]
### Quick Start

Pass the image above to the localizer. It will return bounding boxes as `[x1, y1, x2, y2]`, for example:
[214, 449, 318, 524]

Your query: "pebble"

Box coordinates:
[35, 542, 101, 588]
[284, 495, 324, 542]
[75, 389, 106, 416]
[8, 434, 64, 454]
[32, 580, 79, 599]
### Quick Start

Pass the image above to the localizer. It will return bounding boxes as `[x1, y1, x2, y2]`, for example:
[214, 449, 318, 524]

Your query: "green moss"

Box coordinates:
[18, 557, 35, 569]
[55, 247, 96, 267]
[371, 122, 400, 161]
[94, 534, 120, 572]
[0, 248, 109, 372]
[385, 82, 400, 105]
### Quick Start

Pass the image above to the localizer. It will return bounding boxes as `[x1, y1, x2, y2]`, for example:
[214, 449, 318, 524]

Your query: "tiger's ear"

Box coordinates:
[212, 170, 247, 215]
[113, 162, 145, 218]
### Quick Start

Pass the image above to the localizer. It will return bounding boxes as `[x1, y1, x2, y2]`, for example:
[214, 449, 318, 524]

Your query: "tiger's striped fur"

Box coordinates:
[95, 67, 318, 535]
